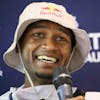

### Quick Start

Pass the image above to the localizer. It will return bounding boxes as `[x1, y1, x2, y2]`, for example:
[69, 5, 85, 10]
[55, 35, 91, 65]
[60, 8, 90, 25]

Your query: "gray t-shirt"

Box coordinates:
[0, 85, 78, 100]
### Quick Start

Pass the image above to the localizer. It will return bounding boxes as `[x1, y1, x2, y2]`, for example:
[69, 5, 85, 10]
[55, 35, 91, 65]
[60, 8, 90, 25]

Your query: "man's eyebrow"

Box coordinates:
[58, 27, 72, 36]
[24, 23, 48, 33]
[28, 24, 48, 29]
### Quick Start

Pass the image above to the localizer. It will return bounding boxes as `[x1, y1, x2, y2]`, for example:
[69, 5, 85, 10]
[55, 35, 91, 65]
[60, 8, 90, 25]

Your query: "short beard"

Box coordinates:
[35, 72, 53, 80]
[25, 69, 53, 85]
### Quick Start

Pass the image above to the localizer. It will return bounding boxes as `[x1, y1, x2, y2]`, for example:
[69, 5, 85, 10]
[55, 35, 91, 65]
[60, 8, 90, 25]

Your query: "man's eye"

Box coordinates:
[33, 32, 44, 38]
[56, 36, 66, 42]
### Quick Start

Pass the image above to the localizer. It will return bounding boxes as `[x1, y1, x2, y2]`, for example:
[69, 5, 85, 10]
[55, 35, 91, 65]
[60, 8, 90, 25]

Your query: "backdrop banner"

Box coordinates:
[0, 0, 100, 95]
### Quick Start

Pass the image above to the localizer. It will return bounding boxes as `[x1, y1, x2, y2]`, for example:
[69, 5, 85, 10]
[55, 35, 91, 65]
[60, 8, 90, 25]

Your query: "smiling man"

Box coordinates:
[0, 2, 91, 100]
[19, 20, 75, 86]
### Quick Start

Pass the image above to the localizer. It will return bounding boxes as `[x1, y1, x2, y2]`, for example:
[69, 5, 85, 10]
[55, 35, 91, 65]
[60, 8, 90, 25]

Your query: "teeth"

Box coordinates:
[37, 56, 57, 63]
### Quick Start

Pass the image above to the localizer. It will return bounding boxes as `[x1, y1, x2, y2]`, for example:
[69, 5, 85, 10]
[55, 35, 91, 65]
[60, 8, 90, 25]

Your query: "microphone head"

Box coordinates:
[52, 67, 72, 89]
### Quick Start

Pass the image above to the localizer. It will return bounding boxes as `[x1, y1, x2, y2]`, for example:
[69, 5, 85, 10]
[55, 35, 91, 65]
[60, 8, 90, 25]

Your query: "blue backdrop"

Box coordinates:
[0, 0, 100, 95]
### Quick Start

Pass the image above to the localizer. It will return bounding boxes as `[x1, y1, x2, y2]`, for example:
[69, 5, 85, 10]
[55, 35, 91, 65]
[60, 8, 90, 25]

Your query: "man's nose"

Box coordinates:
[42, 38, 57, 50]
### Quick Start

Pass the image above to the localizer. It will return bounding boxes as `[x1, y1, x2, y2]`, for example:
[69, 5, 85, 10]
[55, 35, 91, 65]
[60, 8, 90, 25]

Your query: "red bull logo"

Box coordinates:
[42, 5, 62, 13]
[40, 5, 62, 18]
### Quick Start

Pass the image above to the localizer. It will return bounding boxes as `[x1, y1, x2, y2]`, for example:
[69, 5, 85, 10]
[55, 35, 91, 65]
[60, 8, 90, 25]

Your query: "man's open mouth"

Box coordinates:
[36, 55, 58, 63]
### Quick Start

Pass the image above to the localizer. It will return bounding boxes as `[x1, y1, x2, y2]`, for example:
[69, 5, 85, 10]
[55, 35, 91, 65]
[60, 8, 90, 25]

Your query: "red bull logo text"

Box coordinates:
[40, 5, 62, 18]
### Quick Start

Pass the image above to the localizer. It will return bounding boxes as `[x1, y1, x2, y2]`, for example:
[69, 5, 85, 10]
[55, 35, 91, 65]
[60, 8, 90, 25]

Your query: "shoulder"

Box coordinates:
[0, 91, 11, 100]
[0, 87, 17, 100]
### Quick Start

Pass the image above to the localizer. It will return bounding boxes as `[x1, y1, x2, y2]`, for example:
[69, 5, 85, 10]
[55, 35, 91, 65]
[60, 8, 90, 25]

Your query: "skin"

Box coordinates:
[18, 20, 84, 100]
[67, 96, 85, 100]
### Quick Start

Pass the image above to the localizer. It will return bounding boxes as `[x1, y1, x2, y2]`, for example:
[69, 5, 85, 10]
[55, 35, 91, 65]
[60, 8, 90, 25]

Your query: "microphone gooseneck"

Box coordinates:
[52, 67, 73, 100]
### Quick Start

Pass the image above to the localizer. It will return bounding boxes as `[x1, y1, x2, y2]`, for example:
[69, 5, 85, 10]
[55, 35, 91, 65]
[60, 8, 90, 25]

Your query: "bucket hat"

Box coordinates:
[3, 2, 91, 73]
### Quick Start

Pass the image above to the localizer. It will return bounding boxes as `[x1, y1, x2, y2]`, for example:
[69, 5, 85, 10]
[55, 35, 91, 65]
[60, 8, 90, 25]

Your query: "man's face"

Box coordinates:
[19, 20, 72, 79]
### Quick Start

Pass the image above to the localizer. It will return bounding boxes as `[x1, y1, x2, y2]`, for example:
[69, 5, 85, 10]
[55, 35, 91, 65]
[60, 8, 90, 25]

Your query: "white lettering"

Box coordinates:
[87, 33, 100, 63]
[89, 33, 100, 50]
[0, 70, 3, 77]
[87, 51, 100, 63]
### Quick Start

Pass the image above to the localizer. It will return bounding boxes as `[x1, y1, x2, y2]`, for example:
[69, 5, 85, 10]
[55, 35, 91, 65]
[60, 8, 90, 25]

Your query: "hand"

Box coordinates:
[67, 96, 85, 100]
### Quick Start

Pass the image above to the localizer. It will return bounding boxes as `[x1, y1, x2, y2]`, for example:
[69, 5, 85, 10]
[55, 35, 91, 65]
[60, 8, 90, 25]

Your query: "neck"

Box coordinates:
[25, 74, 52, 88]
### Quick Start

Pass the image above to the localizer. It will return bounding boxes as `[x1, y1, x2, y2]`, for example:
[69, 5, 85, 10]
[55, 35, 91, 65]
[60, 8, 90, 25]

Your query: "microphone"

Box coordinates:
[52, 67, 73, 100]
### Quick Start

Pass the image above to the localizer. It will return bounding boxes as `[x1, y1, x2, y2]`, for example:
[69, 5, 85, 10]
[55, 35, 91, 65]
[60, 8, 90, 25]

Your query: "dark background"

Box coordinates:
[0, 0, 100, 95]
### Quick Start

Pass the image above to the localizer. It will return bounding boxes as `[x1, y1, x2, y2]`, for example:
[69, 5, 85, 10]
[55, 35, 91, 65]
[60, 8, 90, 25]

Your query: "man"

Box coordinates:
[0, 2, 91, 100]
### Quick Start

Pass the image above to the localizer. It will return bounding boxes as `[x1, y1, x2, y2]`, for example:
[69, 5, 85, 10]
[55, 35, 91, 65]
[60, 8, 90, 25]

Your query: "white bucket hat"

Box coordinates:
[3, 2, 91, 73]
